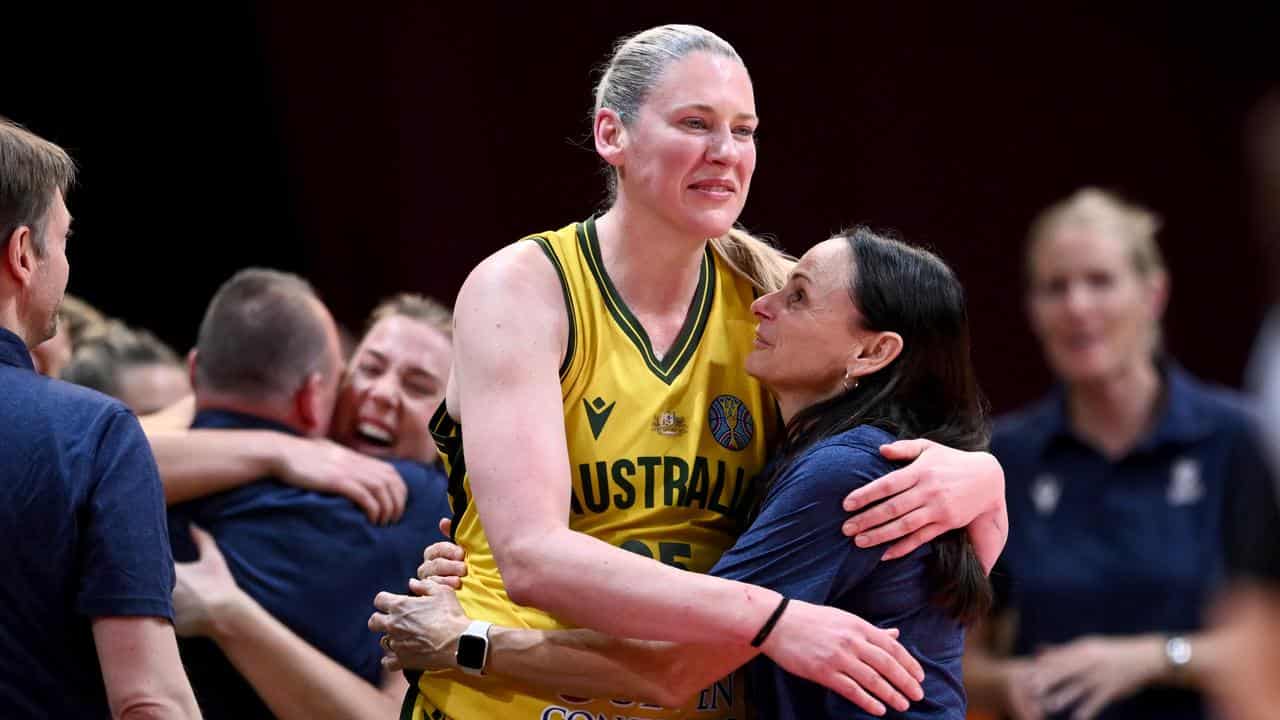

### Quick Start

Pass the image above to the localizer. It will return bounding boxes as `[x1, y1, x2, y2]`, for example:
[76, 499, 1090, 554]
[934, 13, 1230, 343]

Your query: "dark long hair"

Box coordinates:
[771, 227, 993, 623]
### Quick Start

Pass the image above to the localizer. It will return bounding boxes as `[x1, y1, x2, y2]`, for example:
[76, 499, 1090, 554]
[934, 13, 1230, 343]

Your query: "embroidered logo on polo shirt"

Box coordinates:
[1167, 457, 1204, 506]
[1031, 473, 1061, 516]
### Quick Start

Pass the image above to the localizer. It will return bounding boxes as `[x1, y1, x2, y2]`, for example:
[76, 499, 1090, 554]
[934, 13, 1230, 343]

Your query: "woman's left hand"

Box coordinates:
[840, 439, 1007, 561]
[1030, 635, 1165, 720]
[418, 518, 468, 589]
[368, 579, 471, 672]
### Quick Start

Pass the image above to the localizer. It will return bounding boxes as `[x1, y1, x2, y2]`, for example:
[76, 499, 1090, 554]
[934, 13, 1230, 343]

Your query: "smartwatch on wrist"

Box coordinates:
[456, 620, 493, 676]
[1165, 635, 1193, 672]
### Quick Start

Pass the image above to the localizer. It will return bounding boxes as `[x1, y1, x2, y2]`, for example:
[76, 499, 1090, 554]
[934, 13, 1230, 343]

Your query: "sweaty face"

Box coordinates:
[1027, 228, 1164, 384]
[746, 239, 863, 407]
[615, 51, 758, 239]
[29, 190, 72, 346]
[331, 315, 451, 463]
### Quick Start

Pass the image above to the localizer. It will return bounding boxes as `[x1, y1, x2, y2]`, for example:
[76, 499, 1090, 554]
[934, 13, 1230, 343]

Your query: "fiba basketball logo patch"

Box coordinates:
[708, 394, 754, 451]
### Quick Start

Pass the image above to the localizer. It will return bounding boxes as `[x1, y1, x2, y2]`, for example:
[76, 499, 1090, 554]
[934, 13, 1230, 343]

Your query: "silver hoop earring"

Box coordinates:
[842, 370, 859, 392]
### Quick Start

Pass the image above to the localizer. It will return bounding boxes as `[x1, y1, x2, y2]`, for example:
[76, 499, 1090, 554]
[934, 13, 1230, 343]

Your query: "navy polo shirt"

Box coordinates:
[168, 409, 451, 719]
[0, 326, 175, 718]
[711, 425, 967, 720]
[992, 364, 1269, 720]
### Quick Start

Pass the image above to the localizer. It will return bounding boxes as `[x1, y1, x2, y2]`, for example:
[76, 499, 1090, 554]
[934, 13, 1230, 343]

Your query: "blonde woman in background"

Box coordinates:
[965, 189, 1272, 720]
[29, 293, 104, 377]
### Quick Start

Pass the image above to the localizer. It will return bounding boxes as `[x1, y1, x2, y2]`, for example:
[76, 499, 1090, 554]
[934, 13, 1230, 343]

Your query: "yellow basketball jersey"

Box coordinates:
[410, 218, 778, 720]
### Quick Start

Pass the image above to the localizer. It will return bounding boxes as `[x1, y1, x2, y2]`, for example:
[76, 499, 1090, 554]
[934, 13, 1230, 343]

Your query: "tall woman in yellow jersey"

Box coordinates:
[401, 24, 1009, 720]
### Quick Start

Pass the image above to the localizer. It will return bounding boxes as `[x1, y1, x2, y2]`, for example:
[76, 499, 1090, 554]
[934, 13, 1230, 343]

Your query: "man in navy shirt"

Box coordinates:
[0, 117, 202, 718]
[168, 268, 446, 720]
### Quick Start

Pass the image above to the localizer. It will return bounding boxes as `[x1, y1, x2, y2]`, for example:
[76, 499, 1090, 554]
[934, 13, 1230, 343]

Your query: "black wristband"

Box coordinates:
[750, 597, 790, 648]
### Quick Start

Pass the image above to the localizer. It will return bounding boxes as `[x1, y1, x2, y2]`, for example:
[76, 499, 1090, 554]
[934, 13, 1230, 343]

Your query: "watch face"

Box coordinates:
[1167, 637, 1192, 666]
[456, 632, 487, 670]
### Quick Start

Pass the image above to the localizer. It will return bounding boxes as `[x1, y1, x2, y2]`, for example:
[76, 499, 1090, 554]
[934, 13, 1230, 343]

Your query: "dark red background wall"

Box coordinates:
[4, 3, 1275, 413]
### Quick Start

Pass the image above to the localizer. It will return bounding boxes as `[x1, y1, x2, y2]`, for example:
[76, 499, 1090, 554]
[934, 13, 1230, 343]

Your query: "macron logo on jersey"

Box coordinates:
[583, 396, 616, 440]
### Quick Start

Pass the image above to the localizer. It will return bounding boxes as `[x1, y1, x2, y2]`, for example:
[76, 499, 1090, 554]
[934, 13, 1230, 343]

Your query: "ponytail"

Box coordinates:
[710, 228, 795, 293]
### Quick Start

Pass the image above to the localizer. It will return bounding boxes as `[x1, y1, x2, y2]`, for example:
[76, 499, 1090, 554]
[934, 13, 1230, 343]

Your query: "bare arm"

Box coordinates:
[963, 613, 1042, 720]
[1206, 584, 1280, 720]
[147, 429, 285, 504]
[93, 616, 202, 720]
[486, 629, 730, 707]
[175, 526, 405, 720]
[374, 579, 915, 712]
[146, 429, 406, 524]
[138, 393, 196, 435]
[443, 244, 922, 709]
[210, 601, 406, 720]
[968, 504, 1009, 575]
[374, 578, 748, 707]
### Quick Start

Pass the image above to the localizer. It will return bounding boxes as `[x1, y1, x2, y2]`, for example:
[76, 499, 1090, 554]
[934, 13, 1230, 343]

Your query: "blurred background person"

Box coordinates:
[29, 292, 104, 377]
[136, 288, 453, 718]
[166, 269, 445, 720]
[964, 188, 1271, 720]
[145, 292, 452, 525]
[329, 292, 453, 463]
[1242, 88, 1280, 476]
[61, 319, 191, 414]
[1204, 89, 1280, 720]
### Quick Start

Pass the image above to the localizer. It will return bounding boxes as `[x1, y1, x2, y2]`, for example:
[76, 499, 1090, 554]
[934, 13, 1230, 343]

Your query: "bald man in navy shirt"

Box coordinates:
[167, 269, 446, 720]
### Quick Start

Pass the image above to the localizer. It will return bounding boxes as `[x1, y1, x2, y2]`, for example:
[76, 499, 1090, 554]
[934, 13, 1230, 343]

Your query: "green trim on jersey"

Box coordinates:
[577, 216, 716, 385]
[529, 234, 578, 381]
[428, 401, 468, 536]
